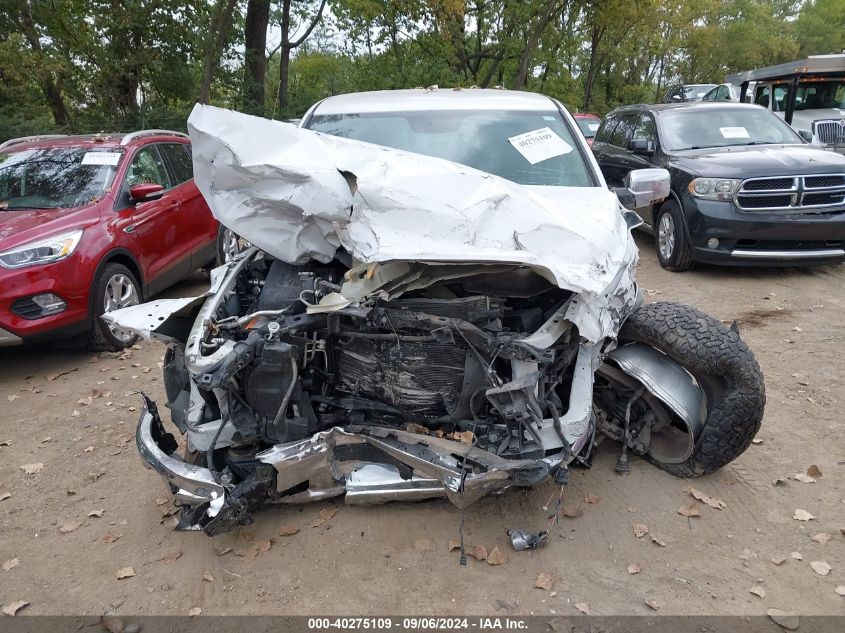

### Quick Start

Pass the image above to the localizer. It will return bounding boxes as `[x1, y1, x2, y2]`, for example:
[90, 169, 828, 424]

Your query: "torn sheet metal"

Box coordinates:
[187, 105, 639, 340]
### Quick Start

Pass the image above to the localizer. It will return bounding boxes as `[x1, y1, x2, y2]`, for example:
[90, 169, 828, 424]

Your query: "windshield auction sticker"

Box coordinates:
[719, 126, 750, 139]
[81, 151, 122, 166]
[508, 127, 573, 164]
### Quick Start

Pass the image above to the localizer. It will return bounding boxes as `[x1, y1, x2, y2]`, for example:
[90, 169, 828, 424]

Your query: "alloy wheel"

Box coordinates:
[221, 228, 241, 263]
[103, 273, 140, 343]
[658, 213, 675, 260]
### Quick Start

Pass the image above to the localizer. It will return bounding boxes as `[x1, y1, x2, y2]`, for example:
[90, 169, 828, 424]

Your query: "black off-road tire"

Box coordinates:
[88, 263, 141, 352]
[655, 201, 694, 272]
[619, 301, 765, 477]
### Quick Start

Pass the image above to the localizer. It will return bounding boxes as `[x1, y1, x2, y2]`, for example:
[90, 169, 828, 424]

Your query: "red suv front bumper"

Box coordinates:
[0, 256, 92, 345]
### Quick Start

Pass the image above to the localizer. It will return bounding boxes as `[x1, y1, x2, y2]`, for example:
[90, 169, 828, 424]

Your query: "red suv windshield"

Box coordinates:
[0, 146, 123, 210]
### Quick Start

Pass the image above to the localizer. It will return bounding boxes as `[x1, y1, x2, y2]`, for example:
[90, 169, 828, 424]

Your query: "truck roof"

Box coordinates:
[726, 54, 845, 84]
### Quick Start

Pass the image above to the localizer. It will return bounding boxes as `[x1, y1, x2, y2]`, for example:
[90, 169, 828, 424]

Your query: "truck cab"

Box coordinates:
[728, 55, 845, 153]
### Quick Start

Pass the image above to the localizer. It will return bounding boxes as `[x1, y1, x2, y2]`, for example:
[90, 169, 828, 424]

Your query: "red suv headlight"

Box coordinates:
[0, 228, 83, 269]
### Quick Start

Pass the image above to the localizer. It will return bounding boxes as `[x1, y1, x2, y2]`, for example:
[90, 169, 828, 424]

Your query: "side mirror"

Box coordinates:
[670, 94, 682, 101]
[629, 138, 654, 155]
[614, 168, 671, 210]
[130, 183, 164, 203]
[798, 130, 813, 143]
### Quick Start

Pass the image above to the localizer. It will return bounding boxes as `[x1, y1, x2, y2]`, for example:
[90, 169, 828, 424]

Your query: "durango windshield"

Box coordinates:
[306, 109, 594, 187]
[0, 147, 122, 210]
[659, 108, 802, 151]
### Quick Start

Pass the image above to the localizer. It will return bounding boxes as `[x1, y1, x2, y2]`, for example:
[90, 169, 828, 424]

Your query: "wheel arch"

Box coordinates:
[88, 249, 145, 317]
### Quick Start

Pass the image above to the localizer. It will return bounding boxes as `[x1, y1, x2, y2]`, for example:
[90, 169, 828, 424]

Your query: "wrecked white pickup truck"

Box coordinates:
[105, 90, 765, 536]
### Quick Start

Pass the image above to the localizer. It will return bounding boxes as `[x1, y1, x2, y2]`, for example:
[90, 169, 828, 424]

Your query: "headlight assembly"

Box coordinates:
[688, 178, 742, 201]
[0, 228, 83, 269]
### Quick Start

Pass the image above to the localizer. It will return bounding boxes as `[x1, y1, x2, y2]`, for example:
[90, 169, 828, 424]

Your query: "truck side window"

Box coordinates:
[754, 86, 770, 108]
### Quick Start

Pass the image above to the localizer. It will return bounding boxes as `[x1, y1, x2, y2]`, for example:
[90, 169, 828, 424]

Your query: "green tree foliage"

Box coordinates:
[0, 0, 841, 141]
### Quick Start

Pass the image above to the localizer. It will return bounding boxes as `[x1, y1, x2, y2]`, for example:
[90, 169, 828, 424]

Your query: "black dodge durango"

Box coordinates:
[592, 102, 845, 270]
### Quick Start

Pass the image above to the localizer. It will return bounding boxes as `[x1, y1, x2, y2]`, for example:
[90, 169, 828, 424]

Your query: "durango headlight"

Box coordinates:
[0, 229, 83, 269]
[688, 178, 742, 201]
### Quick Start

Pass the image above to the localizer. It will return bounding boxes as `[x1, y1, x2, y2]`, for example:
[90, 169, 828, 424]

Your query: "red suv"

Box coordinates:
[571, 113, 602, 145]
[0, 130, 237, 350]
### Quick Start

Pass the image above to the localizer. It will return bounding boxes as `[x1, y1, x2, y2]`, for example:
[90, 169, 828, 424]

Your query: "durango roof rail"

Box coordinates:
[0, 134, 68, 151]
[120, 129, 189, 145]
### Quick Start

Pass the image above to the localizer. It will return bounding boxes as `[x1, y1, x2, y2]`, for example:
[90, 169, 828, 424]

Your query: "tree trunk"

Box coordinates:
[242, 0, 271, 113]
[277, 0, 291, 113]
[513, 0, 560, 89]
[199, 0, 238, 104]
[17, 0, 70, 126]
[582, 24, 604, 111]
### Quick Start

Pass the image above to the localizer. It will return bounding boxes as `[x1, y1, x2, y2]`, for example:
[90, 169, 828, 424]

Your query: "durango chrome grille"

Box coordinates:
[735, 174, 845, 211]
[813, 119, 845, 146]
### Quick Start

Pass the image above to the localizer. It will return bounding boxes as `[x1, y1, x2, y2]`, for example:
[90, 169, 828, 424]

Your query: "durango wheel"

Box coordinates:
[654, 201, 694, 271]
[216, 225, 247, 265]
[89, 263, 141, 351]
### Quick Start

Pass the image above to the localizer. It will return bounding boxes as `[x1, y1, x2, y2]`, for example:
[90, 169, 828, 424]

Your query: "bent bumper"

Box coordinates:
[136, 396, 225, 504]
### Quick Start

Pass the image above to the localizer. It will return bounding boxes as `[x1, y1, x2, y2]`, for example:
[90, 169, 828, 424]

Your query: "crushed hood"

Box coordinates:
[185, 105, 639, 340]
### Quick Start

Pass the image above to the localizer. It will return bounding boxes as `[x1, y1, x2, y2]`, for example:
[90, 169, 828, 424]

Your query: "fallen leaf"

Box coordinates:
[162, 548, 182, 563]
[98, 616, 124, 633]
[836, 586, 845, 597]
[632, 522, 649, 538]
[534, 571, 553, 590]
[87, 509, 105, 518]
[102, 533, 123, 544]
[791, 551, 803, 560]
[767, 609, 799, 630]
[739, 548, 757, 561]
[751, 438, 763, 445]
[574, 602, 590, 615]
[793, 473, 816, 483]
[311, 507, 338, 527]
[450, 430, 475, 444]
[809, 561, 831, 576]
[116, 566, 135, 579]
[7, 394, 19, 402]
[806, 465, 823, 478]
[793, 509, 816, 521]
[188, 607, 202, 616]
[772, 477, 787, 486]
[749, 586, 766, 599]
[685, 486, 726, 509]
[562, 506, 583, 518]
[84, 445, 94, 452]
[650, 535, 667, 547]
[41, 436, 51, 443]
[771, 555, 787, 565]
[202, 570, 214, 582]
[278, 525, 299, 536]
[214, 546, 231, 556]
[677, 502, 701, 518]
[584, 494, 600, 504]
[0, 439, 11, 446]
[2, 600, 29, 616]
[59, 521, 81, 533]
[448, 539, 460, 551]
[486, 545, 508, 565]
[469, 545, 488, 561]
[255, 539, 272, 553]
[811, 532, 831, 544]
[0, 492, 10, 501]
[627, 563, 641, 574]
[405, 422, 430, 435]
[645, 600, 660, 611]
[20, 462, 43, 474]
[2, 557, 19, 571]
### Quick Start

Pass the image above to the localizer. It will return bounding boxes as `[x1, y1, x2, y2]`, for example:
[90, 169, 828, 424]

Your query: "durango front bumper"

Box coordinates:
[684, 197, 845, 265]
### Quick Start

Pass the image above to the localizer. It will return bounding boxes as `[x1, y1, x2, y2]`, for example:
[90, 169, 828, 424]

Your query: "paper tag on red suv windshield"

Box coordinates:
[508, 128, 573, 164]
[719, 127, 750, 139]
[81, 151, 122, 166]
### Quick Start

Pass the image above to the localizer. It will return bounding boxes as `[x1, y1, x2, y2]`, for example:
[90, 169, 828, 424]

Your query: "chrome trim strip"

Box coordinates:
[730, 248, 845, 260]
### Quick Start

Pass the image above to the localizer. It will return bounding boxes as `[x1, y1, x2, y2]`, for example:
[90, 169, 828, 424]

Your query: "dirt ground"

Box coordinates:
[1, 232, 843, 618]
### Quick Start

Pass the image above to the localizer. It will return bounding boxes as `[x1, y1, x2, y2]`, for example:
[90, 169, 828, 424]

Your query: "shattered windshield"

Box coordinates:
[306, 109, 594, 187]
[0, 146, 121, 210]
